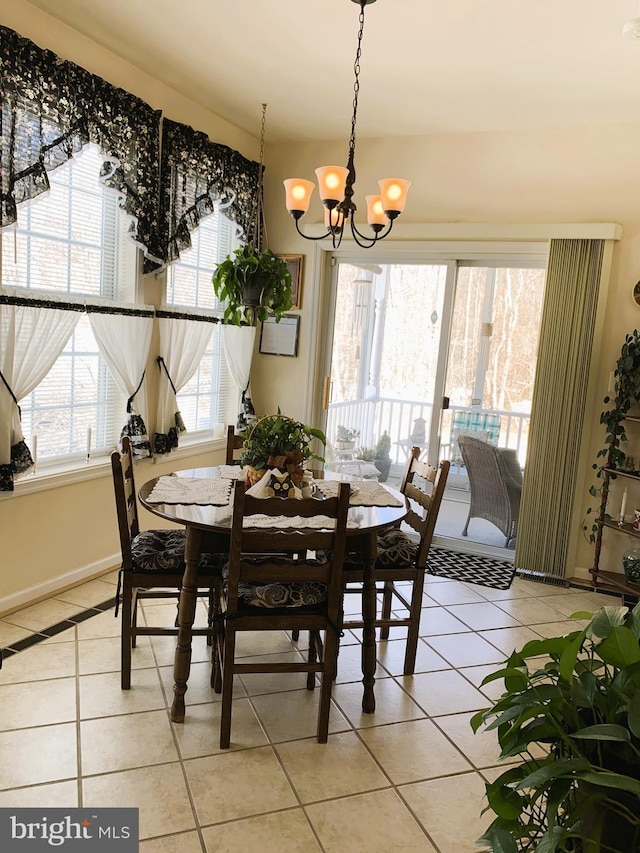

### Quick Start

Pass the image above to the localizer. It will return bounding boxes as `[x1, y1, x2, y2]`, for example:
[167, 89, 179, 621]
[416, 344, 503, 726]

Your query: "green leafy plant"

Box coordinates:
[471, 604, 640, 852]
[240, 412, 326, 474]
[336, 425, 360, 444]
[375, 430, 391, 460]
[212, 245, 293, 326]
[358, 446, 377, 462]
[584, 330, 640, 542]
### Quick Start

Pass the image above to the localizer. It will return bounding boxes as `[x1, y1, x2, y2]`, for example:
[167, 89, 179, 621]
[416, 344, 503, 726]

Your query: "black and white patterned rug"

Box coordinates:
[427, 547, 516, 590]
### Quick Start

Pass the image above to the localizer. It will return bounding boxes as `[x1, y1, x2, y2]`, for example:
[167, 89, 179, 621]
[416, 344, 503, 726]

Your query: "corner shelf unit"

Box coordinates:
[589, 416, 640, 599]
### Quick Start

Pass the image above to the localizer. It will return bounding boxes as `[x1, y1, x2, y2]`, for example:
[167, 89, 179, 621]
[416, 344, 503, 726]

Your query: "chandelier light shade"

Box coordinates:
[283, 0, 410, 249]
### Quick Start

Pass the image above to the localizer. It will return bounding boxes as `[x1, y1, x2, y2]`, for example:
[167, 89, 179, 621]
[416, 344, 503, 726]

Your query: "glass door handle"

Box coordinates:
[322, 376, 332, 409]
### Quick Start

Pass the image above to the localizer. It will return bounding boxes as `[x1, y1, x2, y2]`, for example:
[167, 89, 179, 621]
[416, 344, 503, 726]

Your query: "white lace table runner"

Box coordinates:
[146, 476, 232, 506]
[244, 514, 358, 529]
[216, 465, 245, 480]
[316, 480, 404, 507]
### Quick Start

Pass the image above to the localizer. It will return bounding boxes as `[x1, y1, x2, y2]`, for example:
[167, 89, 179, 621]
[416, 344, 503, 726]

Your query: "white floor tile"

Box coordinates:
[0, 573, 614, 852]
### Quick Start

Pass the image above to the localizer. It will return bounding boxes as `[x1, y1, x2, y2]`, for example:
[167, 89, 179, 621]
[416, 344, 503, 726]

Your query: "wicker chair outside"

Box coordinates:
[458, 435, 523, 547]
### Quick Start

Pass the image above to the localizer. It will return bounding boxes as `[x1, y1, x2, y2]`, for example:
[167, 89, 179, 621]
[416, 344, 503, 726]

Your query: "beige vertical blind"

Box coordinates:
[515, 239, 604, 579]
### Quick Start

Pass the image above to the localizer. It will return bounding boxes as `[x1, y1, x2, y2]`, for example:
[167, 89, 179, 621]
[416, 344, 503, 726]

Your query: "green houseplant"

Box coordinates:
[211, 105, 293, 327]
[335, 425, 360, 451]
[212, 244, 293, 326]
[240, 412, 326, 485]
[471, 604, 640, 852]
[374, 430, 392, 482]
[584, 330, 640, 543]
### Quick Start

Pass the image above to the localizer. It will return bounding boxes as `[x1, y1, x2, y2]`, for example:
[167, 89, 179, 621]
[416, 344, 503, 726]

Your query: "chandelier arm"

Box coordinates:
[349, 216, 394, 246]
[293, 218, 340, 242]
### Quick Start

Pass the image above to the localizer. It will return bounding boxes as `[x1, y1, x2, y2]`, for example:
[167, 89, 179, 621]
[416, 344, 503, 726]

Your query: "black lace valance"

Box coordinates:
[0, 25, 162, 268]
[157, 118, 261, 271]
[1, 26, 262, 278]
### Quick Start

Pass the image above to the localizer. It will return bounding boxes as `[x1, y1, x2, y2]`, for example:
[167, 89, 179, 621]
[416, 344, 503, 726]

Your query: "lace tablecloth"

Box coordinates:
[316, 480, 404, 507]
[146, 476, 233, 506]
[216, 465, 245, 480]
[244, 514, 358, 529]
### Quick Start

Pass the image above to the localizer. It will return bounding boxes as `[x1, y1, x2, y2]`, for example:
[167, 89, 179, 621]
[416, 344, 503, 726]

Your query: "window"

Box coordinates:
[0, 145, 137, 463]
[165, 209, 238, 434]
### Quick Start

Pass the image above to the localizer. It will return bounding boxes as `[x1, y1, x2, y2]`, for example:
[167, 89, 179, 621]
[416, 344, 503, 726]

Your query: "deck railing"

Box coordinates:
[326, 397, 530, 467]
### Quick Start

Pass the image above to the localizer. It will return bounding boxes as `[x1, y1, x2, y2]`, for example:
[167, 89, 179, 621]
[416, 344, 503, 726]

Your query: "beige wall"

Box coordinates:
[2, 0, 639, 608]
[0, 2, 253, 609]
[258, 129, 640, 582]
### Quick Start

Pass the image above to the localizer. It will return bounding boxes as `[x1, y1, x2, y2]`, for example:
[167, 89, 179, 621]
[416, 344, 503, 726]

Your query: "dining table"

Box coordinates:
[138, 466, 408, 723]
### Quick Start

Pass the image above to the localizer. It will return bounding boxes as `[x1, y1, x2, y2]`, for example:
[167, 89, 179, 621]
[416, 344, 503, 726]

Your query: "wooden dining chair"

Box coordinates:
[214, 478, 350, 748]
[111, 436, 223, 689]
[226, 424, 245, 465]
[342, 448, 450, 675]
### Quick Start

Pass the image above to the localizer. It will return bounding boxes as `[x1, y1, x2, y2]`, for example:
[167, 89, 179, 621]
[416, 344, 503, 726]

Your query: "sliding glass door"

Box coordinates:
[319, 253, 546, 556]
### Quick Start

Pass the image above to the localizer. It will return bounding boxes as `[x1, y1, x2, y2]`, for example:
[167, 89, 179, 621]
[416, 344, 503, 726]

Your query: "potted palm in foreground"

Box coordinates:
[471, 604, 640, 852]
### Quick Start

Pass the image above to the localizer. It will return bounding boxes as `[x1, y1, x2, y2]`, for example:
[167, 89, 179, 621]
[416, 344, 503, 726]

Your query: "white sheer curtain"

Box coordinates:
[0, 295, 80, 490]
[88, 308, 154, 458]
[154, 314, 214, 454]
[222, 324, 257, 432]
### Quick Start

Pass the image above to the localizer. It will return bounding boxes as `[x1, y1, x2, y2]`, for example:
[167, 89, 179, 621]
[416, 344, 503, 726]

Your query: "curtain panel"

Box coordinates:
[222, 324, 257, 432]
[0, 25, 163, 269]
[515, 239, 605, 580]
[88, 308, 155, 460]
[157, 118, 260, 270]
[154, 309, 222, 454]
[0, 292, 82, 490]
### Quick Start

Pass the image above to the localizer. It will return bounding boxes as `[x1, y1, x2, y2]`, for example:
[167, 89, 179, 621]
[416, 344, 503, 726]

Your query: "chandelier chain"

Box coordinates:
[348, 2, 366, 164]
[251, 103, 268, 251]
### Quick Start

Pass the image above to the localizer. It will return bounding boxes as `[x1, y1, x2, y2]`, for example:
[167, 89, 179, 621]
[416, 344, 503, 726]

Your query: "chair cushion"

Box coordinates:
[223, 557, 328, 608]
[131, 529, 222, 573]
[375, 528, 418, 567]
[344, 528, 419, 570]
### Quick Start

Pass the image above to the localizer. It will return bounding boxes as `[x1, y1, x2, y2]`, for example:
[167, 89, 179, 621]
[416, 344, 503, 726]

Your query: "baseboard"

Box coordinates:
[514, 568, 569, 586]
[0, 553, 120, 618]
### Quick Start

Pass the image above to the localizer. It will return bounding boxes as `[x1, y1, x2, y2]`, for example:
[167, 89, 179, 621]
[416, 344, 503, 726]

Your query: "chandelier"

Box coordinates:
[283, 0, 410, 249]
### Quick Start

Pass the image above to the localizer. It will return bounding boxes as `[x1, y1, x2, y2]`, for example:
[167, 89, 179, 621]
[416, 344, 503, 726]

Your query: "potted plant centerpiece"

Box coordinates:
[240, 413, 326, 486]
[471, 604, 640, 852]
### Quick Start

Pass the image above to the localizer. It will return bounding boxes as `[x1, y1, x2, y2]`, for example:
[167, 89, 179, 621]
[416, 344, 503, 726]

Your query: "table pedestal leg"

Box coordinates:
[171, 527, 201, 723]
[361, 531, 377, 713]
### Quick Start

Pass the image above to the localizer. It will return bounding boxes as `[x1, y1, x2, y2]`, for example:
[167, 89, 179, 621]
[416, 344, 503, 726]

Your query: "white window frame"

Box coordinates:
[0, 146, 138, 482]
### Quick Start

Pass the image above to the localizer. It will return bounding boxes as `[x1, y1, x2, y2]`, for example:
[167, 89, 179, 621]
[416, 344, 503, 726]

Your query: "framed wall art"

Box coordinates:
[259, 314, 300, 357]
[277, 254, 304, 309]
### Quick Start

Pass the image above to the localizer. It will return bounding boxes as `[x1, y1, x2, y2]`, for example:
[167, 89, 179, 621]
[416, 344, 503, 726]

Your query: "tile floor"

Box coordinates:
[0, 571, 620, 852]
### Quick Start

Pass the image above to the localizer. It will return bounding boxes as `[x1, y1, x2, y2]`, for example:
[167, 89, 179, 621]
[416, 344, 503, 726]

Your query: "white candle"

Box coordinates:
[86, 425, 92, 461]
[621, 487, 628, 523]
[32, 431, 38, 471]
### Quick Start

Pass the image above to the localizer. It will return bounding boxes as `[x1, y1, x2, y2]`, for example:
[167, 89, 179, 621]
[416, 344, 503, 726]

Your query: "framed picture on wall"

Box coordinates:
[277, 254, 304, 309]
[259, 314, 300, 357]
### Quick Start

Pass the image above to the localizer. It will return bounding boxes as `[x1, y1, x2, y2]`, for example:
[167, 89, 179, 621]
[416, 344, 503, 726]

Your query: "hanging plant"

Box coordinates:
[212, 245, 292, 326]
[211, 104, 293, 327]
[584, 329, 640, 542]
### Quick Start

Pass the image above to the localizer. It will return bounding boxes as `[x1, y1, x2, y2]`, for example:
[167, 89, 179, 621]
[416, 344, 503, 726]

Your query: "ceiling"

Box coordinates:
[22, 0, 640, 142]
